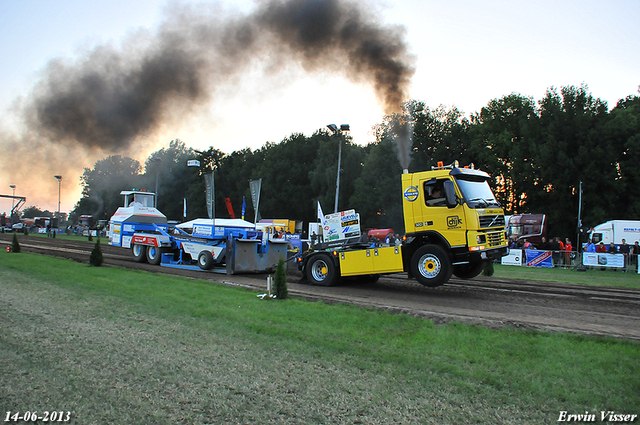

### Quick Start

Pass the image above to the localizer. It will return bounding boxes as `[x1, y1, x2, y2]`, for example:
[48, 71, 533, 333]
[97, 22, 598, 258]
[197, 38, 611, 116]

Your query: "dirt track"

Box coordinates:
[3, 233, 640, 340]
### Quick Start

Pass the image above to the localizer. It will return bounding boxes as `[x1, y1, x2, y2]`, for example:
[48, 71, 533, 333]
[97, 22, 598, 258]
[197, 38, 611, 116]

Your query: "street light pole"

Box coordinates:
[9, 185, 16, 212]
[149, 158, 162, 208]
[53, 175, 62, 215]
[327, 124, 350, 213]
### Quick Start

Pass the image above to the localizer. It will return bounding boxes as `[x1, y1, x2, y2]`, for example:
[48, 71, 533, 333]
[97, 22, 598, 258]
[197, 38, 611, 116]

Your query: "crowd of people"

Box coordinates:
[510, 235, 640, 270]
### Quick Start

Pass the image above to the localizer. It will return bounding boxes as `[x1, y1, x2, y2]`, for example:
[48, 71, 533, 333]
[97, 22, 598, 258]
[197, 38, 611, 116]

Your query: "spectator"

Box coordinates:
[540, 236, 550, 250]
[607, 242, 618, 254]
[523, 239, 532, 249]
[596, 242, 607, 253]
[586, 238, 596, 252]
[620, 239, 630, 271]
[549, 237, 561, 266]
[564, 238, 573, 266]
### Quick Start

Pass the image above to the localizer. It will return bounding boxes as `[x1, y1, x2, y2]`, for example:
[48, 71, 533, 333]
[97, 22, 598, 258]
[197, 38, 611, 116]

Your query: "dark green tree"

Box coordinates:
[273, 257, 288, 299]
[468, 93, 541, 214]
[143, 140, 201, 221]
[350, 138, 404, 231]
[70, 155, 142, 223]
[537, 84, 611, 237]
[89, 238, 103, 266]
[408, 101, 472, 171]
[11, 233, 20, 252]
[21, 206, 54, 219]
[602, 93, 640, 221]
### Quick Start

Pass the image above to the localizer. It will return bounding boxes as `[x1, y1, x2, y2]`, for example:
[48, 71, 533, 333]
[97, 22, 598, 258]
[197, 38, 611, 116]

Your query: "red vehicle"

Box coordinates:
[507, 214, 547, 246]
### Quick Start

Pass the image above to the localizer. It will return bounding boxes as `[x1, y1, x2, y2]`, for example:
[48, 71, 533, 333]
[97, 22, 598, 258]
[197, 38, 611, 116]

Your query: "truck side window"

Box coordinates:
[424, 180, 447, 207]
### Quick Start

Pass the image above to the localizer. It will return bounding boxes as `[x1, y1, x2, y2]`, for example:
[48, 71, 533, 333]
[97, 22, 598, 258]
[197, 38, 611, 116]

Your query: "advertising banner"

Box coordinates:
[204, 173, 214, 220]
[582, 252, 625, 269]
[525, 250, 553, 268]
[249, 178, 262, 224]
[323, 209, 361, 241]
[501, 249, 523, 266]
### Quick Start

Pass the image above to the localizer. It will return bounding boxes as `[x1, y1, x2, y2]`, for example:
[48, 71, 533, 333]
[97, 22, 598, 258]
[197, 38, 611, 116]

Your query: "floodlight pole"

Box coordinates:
[327, 124, 350, 213]
[54, 175, 62, 215]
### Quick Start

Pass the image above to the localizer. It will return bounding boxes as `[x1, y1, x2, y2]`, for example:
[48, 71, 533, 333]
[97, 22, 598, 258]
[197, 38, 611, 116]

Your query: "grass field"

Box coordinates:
[1, 252, 638, 424]
[491, 263, 640, 288]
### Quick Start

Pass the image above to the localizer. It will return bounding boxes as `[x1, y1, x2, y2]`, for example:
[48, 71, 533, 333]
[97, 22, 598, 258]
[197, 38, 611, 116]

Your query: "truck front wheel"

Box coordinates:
[132, 244, 147, 263]
[306, 254, 338, 286]
[411, 245, 452, 287]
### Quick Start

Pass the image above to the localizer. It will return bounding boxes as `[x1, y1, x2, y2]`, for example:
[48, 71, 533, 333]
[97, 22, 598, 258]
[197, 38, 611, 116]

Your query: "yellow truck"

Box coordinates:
[297, 162, 508, 287]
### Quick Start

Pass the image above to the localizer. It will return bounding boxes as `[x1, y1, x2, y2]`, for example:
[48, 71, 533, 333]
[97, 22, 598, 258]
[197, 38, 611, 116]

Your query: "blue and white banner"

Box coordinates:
[525, 250, 553, 268]
[582, 252, 625, 269]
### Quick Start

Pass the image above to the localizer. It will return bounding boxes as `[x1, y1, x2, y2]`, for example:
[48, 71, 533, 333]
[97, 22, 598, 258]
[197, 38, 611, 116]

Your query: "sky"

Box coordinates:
[0, 0, 638, 216]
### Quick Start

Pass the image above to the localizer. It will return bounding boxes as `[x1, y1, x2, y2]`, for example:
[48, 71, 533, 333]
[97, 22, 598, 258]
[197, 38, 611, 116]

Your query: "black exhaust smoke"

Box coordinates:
[25, 0, 414, 150]
[2, 0, 415, 206]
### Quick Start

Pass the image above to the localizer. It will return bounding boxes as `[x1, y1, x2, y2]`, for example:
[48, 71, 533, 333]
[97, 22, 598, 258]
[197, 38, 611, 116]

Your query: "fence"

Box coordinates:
[501, 249, 639, 273]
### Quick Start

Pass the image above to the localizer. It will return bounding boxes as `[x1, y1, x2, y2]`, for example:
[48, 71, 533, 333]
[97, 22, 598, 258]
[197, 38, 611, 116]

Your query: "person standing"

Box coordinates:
[564, 238, 573, 266]
[620, 239, 630, 271]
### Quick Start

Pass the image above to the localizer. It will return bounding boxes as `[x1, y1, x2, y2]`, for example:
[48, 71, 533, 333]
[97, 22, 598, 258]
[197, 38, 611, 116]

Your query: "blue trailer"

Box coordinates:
[109, 191, 287, 274]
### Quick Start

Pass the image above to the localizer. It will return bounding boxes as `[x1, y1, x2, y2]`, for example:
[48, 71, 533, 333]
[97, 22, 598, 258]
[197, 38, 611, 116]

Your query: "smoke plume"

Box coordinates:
[1, 0, 415, 210]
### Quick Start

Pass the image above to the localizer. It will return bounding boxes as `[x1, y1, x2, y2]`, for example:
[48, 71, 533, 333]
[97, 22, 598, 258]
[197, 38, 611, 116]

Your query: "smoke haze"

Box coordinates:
[1, 0, 415, 212]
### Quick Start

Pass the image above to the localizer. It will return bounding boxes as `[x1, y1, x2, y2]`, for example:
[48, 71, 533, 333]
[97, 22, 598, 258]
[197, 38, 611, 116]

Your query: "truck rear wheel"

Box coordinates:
[146, 246, 163, 265]
[306, 254, 338, 286]
[132, 244, 147, 263]
[198, 251, 214, 270]
[411, 245, 452, 287]
[453, 260, 485, 279]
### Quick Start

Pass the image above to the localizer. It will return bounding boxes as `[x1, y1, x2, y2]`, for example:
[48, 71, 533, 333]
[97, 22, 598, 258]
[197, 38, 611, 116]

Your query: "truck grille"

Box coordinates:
[479, 214, 505, 229]
[487, 231, 503, 247]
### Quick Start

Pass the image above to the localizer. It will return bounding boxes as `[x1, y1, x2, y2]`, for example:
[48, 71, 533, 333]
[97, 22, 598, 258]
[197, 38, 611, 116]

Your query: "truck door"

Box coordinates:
[417, 178, 466, 246]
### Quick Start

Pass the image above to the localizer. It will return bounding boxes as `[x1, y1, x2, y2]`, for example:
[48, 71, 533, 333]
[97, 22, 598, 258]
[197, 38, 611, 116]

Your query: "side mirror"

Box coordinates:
[444, 180, 458, 209]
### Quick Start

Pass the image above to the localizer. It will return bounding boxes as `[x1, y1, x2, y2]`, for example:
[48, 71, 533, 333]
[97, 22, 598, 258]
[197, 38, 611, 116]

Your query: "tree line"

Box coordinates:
[69, 84, 640, 242]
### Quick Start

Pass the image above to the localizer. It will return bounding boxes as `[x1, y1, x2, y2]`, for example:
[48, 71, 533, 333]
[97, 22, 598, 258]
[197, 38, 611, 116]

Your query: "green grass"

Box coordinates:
[1, 252, 638, 424]
[492, 264, 640, 288]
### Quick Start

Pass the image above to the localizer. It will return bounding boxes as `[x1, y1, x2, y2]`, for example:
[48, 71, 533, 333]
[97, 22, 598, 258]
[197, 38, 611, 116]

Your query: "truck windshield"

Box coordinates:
[454, 176, 501, 209]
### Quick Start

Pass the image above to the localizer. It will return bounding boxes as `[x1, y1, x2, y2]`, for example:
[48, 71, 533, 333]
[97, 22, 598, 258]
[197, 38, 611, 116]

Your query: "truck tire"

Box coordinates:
[411, 245, 452, 287]
[453, 260, 485, 279]
[132, 244, 147, 263]
[146, 246, 163, 265]
[198, 251, 214, 270]
[306, 253, 338, 286]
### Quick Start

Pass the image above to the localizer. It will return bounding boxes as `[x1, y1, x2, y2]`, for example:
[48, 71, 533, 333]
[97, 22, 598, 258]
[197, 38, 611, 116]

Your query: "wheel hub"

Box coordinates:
[419, 254, 441, 278]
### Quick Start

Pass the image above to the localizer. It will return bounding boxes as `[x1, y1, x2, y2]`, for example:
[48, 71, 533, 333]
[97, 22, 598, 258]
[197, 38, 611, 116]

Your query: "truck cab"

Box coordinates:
[401, 163, 507, 285]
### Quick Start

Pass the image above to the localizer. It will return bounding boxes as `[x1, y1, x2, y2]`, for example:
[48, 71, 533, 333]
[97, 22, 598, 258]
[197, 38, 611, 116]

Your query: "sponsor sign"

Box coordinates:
[193, 224, 214, 238]
[109, 223, 121, 245]
[324, 209, 361, 241]
[582, 252, 625, 269]
[501, 249, 522, 266]
[447, 216, 463, 229]
[525, 250, 553, 267]
[132, 235, 158, 247]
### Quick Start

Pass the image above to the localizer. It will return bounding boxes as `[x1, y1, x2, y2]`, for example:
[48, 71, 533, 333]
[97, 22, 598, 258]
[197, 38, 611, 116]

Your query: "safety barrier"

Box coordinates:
[502, 249, 639, 273]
